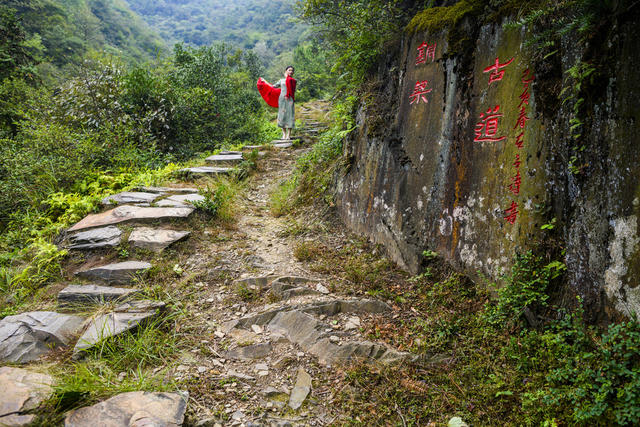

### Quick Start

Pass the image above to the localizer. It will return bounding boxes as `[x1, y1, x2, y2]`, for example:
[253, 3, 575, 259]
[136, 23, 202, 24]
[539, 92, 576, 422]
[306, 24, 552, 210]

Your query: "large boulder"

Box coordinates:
[0, 367, 54, 426]
[64, 391, 188, 427]
[0, 312, 85, 363]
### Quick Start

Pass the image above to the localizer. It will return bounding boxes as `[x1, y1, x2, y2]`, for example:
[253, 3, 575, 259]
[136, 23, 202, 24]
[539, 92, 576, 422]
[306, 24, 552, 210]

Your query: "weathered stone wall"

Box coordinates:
[336, 7, 640, 321]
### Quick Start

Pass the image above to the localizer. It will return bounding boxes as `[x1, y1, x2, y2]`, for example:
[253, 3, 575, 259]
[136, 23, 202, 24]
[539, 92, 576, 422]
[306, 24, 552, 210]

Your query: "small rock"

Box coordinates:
[288, 368, 312, 410]
[226, 370, 255, 381]
[231, 410, 244, 421]
[225, 343, 272, 360]
[329, 335, 340, 343]
[214, 331, 226, 339]
[296, 352, 305, 357]
[315, 284, 330, 294]
[197, 366, 208, 374]
[251, 324, 263, 334]
[448, 417, 469, 427]
[254, 363, 269, 371]
[258, 371, 269, 377]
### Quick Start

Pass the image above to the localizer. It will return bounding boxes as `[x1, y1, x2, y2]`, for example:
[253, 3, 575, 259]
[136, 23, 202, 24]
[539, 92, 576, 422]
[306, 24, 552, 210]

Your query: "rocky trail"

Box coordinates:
[0, 104, 423, 426]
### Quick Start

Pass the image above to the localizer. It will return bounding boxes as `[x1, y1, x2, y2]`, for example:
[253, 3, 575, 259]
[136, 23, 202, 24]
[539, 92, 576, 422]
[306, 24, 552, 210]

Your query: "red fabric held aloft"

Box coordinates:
[285, 76, 296, 101]
[257, 78, 280, 108]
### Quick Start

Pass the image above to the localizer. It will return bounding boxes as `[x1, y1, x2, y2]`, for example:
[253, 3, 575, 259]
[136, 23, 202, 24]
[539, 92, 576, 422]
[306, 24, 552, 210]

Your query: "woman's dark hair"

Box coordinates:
[285, 65, 294, 72]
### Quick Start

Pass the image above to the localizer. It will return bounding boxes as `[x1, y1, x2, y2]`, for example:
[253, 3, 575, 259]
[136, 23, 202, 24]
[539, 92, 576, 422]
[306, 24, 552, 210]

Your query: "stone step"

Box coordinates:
[241, 145, 265, 151]
[163, 194, 205, 205]
[205, 153, 244, 164]
[73, 300, 165, 356]
[75, 261, 152, 285]
[0, 367, 54, 426]
[68, 206, 194, 233]
[0, 311, 85, 363]
[64, 391, 188, 426]
[272, 141, 293, 149]
[177, 166, 234, 176]
[135, 186, 198, 194]
[57, 284, 139, 308]
[101, 191, 159, 207]
[67, 226, 122, 250]
[128, 227, 190, 252]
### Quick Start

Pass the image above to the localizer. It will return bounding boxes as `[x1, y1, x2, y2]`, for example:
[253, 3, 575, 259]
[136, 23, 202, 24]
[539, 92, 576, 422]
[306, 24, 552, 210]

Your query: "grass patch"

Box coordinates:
[269, 177, 298, 217]
[40, 306, 183, 422]
[332, 251, 640, 426]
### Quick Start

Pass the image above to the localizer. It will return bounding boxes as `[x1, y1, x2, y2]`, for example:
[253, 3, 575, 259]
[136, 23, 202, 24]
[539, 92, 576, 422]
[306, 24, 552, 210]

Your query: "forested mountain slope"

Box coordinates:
[123, 0, 307, 66]
[3, 0, 164, 80]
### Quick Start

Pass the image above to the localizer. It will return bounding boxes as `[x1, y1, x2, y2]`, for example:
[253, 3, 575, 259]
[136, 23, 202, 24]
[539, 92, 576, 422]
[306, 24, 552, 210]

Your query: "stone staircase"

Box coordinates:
[0, 112, 419, 426]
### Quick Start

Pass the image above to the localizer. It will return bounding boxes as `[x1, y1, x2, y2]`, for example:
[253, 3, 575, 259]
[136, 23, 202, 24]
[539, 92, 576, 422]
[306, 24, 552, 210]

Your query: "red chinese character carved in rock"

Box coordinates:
[416, 42, 437, 65]
[518, 88, 530, 108]
[521, 68, 535, 87]
[514, 105, 530, 129]
[509, 170, 521, 195]
[513, 154, 521, 169]
[409, 80, 433, 104]
[515, 132, 524, 149]
[504, 201, 519, 224]
[474, 105, 506, 142]
[483, 56, 514, 86]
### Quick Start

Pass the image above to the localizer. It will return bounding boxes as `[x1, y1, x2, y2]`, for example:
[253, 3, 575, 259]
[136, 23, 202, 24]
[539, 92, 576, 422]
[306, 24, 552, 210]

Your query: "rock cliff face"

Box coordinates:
[336, 6, 640, 321]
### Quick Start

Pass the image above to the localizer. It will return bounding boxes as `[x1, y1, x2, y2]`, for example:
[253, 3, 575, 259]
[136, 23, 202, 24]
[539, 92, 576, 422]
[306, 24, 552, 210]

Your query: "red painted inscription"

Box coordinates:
[483, 57, 514, 86]
[474, 106, 506, 142]
[409, 80, 433, 104]
[416, 42, 437, 65]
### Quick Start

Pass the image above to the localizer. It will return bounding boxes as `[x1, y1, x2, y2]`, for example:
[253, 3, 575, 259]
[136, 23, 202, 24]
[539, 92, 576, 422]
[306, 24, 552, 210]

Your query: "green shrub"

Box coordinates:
[484, 251, 566, 328]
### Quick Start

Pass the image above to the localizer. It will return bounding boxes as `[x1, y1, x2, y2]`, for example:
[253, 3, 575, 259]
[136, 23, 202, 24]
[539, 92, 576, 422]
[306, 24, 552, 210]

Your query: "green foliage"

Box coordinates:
[124, 0, 307, 68]
[291, 40, 333, 102]
[406, 0, 484, 34]
[296, 0, 415, 90]
[192, 180, 236, 221]
[485, 251, 566, 328]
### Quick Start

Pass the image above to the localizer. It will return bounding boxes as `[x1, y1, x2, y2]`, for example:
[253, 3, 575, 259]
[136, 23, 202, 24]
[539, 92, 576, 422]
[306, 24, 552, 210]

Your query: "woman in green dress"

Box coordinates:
[271, 66, 296, 140]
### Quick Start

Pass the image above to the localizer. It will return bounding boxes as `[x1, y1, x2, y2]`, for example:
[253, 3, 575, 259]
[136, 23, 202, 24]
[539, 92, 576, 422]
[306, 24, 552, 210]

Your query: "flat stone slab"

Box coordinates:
[64, 391, 188, 426]
[155, 199, 189, 208]
[68, 206, 195, 232]
[58, 285, 138, 308]
[288, 368, 311, 410]
[74, 300, 165, 355]
[67, 226, 122, 250]
[0, 312, 85, 363]
[165, 194, 205, 204]
[218, 151, 242, 155]
[136, 186, 198, 194]
[272, 142, 293, 148]
[177, 166, 233, 176]
[128, 227, 190, 252]
[205, 154, 243, 164]
[0, 367, 54, 426]
[242, 145, 264, 150]
[224, 343, 272, 360]
[75, 261, 152, 285]
[102, 192, 159, 206]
